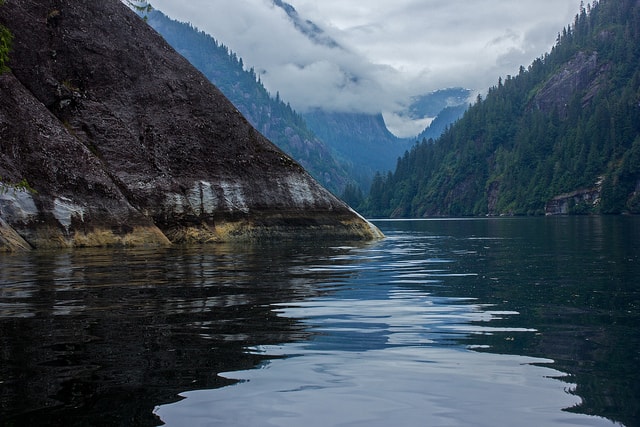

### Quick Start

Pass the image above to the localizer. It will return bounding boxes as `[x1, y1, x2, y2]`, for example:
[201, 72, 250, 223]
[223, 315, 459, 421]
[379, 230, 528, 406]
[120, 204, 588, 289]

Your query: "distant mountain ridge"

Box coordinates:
[408, 88, 471, 142]
[301, 88, 473, 189]
[408, 88, 471, 119]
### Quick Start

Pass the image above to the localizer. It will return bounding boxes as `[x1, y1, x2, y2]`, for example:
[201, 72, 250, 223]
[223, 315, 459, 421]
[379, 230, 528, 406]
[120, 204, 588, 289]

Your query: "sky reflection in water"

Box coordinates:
[154, 223, 616, 427]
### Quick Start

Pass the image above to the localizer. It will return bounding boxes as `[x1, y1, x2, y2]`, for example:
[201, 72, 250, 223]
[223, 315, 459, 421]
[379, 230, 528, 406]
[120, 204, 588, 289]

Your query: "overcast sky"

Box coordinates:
[150, 0, 582, 137]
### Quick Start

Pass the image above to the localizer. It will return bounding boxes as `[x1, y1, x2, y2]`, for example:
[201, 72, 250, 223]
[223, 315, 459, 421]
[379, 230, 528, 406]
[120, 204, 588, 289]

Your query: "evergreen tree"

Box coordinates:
[340, 182, 364, 209]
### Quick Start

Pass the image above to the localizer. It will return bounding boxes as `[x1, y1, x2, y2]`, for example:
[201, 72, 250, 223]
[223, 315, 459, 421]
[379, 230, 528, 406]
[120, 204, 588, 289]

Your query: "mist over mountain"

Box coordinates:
[408, 88, 471, 120]
[150, 0, 581, 139]
[142, 6, 468, 195]
[406, 88, 472, 141]
[143, 0, 577, 199]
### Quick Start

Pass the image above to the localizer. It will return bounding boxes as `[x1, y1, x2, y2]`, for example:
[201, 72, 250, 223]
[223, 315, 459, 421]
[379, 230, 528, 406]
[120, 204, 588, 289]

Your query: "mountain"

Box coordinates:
[364, 0, 640, 217]
[0, 0, 381, 250]
[142, 4, 470, 197]
[141, 2, 473, 197]
[409, 88, 471, 141]
[143, 9, 350, 195]
[142, 7, 443, 195]
[300, 89, 472, 193]
[407, 88, 472, 141]
[408, 88, 470, 119]
[416, 104, 469, 142]
[270, 0, 411, 188]
[303, 110, 413, 190]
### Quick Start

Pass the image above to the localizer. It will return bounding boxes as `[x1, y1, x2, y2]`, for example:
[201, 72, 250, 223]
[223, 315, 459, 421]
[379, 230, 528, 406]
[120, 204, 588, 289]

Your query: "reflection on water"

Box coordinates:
[1, 217, 639, 426]
[0, 243, 342, 426]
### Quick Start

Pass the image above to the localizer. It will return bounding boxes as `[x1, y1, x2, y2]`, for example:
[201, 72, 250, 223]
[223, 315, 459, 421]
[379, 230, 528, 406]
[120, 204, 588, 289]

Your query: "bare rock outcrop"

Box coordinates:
[0, 0, 381, 250]
[545, 188, 601, 215]
[531, 51, 606, 117]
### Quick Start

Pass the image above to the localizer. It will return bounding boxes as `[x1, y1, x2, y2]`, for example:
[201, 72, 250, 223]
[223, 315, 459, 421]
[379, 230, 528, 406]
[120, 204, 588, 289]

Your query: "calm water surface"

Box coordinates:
[1, 217, 639, 426]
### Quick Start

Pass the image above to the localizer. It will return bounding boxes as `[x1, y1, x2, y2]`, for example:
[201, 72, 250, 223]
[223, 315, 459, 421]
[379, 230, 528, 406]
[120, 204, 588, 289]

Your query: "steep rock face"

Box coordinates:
[545, 188, 601, 215]
[0, 71, 171, 249]
[0, 217, 31, 251]
[0, 0, 381, 250]
[532, 51, 604, 117]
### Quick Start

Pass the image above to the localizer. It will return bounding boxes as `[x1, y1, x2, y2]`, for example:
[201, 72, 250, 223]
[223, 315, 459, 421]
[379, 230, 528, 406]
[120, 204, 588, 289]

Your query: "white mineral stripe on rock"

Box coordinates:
[199, 181, 218, 214]
[0, 187, 38, 222]
[53, 197, 85, 230]
[186, 184, 201, 215]
[285, 176, 316, 207]
[219, 181, 248, 213]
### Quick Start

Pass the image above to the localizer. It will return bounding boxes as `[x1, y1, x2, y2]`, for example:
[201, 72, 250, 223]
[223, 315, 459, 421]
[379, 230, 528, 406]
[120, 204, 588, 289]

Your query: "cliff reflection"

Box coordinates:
[0, 242, 363, 426]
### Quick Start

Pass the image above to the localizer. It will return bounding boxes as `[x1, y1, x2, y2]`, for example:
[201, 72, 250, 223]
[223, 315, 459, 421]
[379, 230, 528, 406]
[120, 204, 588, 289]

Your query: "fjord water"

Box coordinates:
[1, 217, 638, 426]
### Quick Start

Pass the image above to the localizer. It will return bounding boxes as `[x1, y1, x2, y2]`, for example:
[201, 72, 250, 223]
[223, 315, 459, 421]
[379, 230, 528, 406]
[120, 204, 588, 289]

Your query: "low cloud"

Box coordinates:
[150, 0, 582, 136]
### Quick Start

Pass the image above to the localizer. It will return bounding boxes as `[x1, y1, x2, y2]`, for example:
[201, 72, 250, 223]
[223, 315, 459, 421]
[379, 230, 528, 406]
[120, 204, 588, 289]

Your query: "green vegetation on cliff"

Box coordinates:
[363, 0, 640, 217]
[0, 0, 11, 73]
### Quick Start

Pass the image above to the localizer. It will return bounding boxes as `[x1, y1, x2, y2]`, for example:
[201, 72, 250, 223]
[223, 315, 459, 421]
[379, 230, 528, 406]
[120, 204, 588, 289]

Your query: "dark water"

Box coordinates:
[1, 217, 639, 426]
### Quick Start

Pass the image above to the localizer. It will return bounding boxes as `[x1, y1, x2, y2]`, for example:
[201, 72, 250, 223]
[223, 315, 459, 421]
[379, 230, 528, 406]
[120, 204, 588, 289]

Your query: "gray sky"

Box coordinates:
[150, 0, 582, 137]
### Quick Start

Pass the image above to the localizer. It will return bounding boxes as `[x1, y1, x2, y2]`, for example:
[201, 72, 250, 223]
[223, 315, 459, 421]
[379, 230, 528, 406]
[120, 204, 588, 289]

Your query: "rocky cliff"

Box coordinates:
[545, 187, 601, 215]
[0, 0, 381, 250]
[531, 51, 605, 118]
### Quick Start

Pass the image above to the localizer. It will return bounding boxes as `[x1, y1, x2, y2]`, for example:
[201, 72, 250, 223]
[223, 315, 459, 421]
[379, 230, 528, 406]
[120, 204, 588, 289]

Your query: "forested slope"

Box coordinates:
[364, 0, 640, 217]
